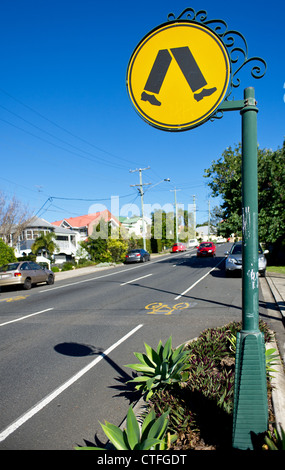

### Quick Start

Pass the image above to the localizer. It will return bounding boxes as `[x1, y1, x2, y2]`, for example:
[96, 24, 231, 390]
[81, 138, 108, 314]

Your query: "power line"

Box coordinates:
[0, 87, 139, 168]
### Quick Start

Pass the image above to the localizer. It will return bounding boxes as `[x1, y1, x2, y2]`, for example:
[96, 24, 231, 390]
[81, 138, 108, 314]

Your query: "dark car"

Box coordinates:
[0, 261, 55, 290]
[197, 242, 216, 257]
[124, 249, 151, 263]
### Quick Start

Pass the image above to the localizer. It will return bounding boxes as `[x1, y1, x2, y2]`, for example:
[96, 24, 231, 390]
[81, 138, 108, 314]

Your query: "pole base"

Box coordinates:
[232, 331, 268, 450]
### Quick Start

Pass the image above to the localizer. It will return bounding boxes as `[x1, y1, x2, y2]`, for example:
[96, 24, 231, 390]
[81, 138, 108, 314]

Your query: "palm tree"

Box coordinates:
[31, 232, 59, 258]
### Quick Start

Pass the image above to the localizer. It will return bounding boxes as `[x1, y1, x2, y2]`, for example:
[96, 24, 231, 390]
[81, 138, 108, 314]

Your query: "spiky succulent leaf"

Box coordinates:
[100, 421, 129, 450]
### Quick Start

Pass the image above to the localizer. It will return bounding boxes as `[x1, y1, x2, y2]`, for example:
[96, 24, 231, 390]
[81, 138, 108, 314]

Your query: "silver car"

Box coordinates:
[0, 261, 55, 289]
[225, 242, 268, 277]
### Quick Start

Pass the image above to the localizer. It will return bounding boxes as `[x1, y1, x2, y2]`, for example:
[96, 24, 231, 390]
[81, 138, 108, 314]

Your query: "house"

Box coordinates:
[119, 216, 152, 238]
[13, 216, 79, 264]
[52, 209, 120, 242]
[196, 225, 216, 241]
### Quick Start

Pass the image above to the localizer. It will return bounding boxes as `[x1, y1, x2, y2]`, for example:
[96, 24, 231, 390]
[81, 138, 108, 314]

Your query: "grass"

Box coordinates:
[267, 266, 285, 274]
[145, 320, 276, 450]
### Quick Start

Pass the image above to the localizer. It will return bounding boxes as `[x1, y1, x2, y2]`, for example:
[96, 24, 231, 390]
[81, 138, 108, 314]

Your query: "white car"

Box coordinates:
[216, 236, 227, 243]
[225, 242, 268, 277]
[188, 239, 199, 248]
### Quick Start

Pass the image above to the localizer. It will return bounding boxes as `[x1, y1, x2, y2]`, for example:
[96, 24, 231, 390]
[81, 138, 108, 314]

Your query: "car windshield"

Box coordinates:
[231, 244, 263, 255]
[200, 243, 212, 247]
[0, 263, 20, 272]
[129, 250, 140, 253]
[231, 245, 242, 254]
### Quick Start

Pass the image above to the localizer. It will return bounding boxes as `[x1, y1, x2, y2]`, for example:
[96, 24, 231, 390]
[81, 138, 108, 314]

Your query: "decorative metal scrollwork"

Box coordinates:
[167, 8, 267, 101]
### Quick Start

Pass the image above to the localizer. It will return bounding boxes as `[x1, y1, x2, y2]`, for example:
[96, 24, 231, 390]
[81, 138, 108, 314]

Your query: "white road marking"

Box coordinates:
[120, 273, 153, 286]
[175, 258, 225, 300]
[0, 308, 54, 327]
[0, 323, 143, 443]
[38, 252, 191, 293]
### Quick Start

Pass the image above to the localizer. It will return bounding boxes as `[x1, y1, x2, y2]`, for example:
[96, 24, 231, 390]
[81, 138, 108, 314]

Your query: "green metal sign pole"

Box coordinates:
[127, 8, 268, 451]
[232, 87, 268, 449]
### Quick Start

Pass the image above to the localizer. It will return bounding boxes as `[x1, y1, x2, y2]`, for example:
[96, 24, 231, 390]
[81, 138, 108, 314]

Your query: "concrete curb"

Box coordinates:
[266, 274, 285, 319]
[265, 273, 285, 436]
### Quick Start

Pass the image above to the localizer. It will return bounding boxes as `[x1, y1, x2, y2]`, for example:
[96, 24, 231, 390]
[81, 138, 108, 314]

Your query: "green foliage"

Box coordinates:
[125, 337, 189, 400]
[204, 141, 285, 245]
[107, 238, 128, 262]
[0, 237, 17, 265]
[31, 232, 58, 257]
[264, 426, 285, 450]
[226, 333, 279, 379]
[148, 388, 197, 438]
[77, 406, 171, 450]
[61, 262, 75, 271]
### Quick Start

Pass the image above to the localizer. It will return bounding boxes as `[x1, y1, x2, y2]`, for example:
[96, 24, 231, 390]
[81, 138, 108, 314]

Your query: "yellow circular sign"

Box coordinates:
[126, 21, 230, 131]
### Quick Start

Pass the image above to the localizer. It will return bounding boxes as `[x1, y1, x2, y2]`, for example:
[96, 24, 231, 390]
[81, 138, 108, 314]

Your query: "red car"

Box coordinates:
[197, 242, 216, 257]
[172, 243, 186, 253]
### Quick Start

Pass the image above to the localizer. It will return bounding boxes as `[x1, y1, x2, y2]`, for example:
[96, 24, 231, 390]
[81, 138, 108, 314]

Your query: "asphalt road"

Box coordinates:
[0, 243, 258, 450]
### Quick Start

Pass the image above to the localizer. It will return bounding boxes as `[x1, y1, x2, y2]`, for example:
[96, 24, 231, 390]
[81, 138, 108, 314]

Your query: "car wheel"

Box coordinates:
[23, 278, 32, 290]
[260, 270, 266, 277]
[47, 274, 54, 285]
[142, 257, 146, 262]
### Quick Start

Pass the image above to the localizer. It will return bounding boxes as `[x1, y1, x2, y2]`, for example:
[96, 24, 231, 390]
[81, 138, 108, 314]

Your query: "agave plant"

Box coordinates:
[77, 406, 171, 450]
[125, 337, 189, 400]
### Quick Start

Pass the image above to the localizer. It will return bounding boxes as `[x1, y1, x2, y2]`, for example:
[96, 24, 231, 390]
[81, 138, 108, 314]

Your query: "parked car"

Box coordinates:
[0, 261, 55, 290]
[215, 236, 227, 243]
[197, 242, 216, 257]
[188, 239, 199, 248]
[225, 241, 268, 276]
[124, 249, 151, 263]
[171, 243, 186, 253]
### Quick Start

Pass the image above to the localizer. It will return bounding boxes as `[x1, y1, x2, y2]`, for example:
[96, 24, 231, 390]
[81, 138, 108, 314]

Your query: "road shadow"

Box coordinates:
[54, 341, 139, 400]
[55, 341, 140, 449]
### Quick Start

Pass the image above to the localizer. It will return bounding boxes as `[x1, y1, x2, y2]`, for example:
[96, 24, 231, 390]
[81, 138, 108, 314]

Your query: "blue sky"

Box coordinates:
[0, 0, 284, 227]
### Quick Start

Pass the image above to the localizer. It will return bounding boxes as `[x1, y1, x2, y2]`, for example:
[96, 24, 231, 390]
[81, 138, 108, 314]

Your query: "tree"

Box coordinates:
[0, 191, 32, 245]
[31, 232, 59, 258]
[204, 141, 285, 248]
[0, 238, 17, 265]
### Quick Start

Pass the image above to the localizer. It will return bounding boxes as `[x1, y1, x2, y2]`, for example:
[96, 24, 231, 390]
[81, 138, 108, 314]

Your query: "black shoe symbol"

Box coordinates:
[141, 91, 161, 106]
[194, 87, 217, 102]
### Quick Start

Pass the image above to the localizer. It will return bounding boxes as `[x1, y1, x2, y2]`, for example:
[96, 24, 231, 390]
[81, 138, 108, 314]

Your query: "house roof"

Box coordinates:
[28, 216, 54, 228]
[51, 209, 120, 229]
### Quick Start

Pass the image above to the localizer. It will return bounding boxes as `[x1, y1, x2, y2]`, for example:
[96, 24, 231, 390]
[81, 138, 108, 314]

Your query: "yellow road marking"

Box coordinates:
[145, 302, 189, 315]
[0, 295, 29, 302]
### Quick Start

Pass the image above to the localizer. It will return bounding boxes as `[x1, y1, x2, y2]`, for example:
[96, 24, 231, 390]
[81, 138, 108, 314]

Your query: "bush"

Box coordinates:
[61, 262, 75, 271]
[0, 238, 17, 265]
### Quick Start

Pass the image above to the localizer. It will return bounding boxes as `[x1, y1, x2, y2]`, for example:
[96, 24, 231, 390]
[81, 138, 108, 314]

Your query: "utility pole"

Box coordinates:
[170, 188, 181, 243]
[208, 199, 211, 239]
[130, 167, 151, 250]
[193, 195, 196, 239]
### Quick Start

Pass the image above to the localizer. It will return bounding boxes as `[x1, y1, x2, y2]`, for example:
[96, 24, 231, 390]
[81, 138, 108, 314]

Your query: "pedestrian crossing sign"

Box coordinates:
[126, 21, 230, 131]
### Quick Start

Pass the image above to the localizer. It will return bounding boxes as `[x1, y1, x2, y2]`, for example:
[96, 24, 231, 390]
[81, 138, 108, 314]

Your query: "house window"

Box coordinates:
[26, 230, 33, 239]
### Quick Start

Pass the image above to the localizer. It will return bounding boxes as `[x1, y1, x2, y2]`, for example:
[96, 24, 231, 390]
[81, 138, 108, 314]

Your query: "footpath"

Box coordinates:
[265, 272, 285, 434]
[54, 261, 285, 438]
